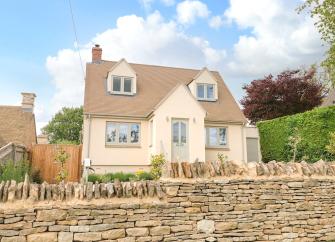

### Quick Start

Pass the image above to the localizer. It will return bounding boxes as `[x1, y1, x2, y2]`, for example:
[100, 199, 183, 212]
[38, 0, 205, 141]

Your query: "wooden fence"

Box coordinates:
[31, 144, 82, 183]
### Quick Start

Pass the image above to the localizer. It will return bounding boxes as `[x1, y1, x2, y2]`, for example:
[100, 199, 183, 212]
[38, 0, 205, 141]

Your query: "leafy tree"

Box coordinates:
[42, 106, 83, 144]
[298, 0, 335, 86]
[241, 68, 325, 124]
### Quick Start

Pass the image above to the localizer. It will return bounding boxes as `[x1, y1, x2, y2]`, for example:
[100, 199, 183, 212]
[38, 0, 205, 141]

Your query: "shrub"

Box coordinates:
[135, 170, 153, 181]
[326, 132, 335, 155]
[30, 168, 43, 184]
[257, 106, 335, 162]
[54, 147, 70, 183]
[88, 173, 102, 183]
[150, 154, 166, 180]
[0, 159, 30, 182]
[87, 172, 151, 183]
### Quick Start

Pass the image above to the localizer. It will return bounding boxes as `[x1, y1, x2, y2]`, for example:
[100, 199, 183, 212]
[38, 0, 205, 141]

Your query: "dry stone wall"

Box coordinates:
[0, 178, 335, 241]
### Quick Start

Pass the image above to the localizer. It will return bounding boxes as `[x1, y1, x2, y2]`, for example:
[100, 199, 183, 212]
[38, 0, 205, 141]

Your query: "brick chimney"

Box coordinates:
[21, 92, 36, 112]
[92, 44, 102, 63]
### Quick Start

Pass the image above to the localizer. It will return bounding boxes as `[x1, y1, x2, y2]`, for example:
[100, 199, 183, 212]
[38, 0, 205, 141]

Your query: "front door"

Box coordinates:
[171, 119, 189, 162]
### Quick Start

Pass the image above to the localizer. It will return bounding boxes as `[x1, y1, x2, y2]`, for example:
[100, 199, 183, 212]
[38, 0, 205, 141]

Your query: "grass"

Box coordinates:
[88, 171, 153, 183]
[0, 159, 42, 183]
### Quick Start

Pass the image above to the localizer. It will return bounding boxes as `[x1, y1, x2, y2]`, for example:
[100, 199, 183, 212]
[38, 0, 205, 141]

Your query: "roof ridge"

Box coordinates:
[99, 59, 216, 72]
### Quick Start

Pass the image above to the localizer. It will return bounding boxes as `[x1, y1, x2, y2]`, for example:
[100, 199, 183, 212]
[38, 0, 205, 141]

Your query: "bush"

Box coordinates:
[30, 168, 43, 184]
[87, 173, 102, 183]
[0, 159, 30, 182]
[135, 170, 153, 181]
[150, 154, 166, 180]
[87, 171, 153, 183]
[257, 106, 335, 162]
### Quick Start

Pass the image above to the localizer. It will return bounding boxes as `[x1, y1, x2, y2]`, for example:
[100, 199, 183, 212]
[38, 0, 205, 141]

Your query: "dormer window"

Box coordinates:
[197, 83, 215, 101]
[111, 76, 133, 95]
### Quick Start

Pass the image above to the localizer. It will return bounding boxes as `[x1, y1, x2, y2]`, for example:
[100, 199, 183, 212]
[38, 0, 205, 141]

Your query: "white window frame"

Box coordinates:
[111, 75, 134, 95]
[197, 83, 216, 101]
[105, 121, 141, 146]
[205, 126, 228, 148]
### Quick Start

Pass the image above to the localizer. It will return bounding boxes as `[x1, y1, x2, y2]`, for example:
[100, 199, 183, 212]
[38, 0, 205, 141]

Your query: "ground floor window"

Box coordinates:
[205, 127, 227, 147]
[106, 122, 140, 145]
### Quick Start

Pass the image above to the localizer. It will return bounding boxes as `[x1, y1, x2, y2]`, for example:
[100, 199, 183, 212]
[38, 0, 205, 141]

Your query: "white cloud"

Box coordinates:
[45, 11, 225, 121]
[161, 0, 175, 6]
[176, 0, 210, 25]
[209, 15, 224, 29]
[224, 0, 326, 77]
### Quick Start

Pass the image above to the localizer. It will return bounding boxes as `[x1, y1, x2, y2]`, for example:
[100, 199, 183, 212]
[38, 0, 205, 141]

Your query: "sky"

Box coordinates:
[0, 0, 326, 134]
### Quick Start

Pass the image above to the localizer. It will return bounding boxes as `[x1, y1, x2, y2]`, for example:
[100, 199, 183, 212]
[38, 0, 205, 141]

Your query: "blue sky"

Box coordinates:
[0, 0, 326, 132]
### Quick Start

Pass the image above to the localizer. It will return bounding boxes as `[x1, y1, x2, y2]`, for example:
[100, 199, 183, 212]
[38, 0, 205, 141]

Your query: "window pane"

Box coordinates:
[197, 84, 204, 98]
[219, 128, 227, 146]
[180, 122, 187, 143]
[130, 124, 140, 143]
[173, 122, 179, 143]
[209, 128, 217, 146]
[106, 123, 117, 143]
[124, 78, 132, 93]
[113, 77, 121, 92]
[207, 84, 214, 99]
[119, 124, 128, 143]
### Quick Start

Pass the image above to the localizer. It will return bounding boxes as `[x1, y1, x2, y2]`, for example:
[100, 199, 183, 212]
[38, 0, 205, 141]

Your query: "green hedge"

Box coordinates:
[257, 106, 335, 162]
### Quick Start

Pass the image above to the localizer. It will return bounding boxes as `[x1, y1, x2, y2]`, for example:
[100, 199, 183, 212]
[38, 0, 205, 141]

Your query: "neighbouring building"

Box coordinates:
[83, 45, 249, 173]
[0, 93, 37, 149]
[37, 134, 49, 144]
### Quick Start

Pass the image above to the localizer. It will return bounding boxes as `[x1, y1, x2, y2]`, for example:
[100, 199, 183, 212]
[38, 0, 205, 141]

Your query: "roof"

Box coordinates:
[84, 60, 246, 123]
[0, 106, 37, 148]
[321, 88, 335, 107]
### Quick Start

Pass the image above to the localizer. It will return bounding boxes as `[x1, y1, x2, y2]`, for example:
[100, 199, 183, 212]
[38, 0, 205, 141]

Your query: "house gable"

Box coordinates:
[153, 84, 207, 118]
[106, 59, 137, 94]
[188, 67, 218, 101]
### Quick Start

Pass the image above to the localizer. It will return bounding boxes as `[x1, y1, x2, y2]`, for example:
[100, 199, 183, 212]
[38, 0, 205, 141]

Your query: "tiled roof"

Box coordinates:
[84, 61, 246, 123]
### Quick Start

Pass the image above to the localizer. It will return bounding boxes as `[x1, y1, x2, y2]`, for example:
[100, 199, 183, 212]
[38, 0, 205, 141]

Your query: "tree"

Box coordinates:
[298, 0, 335, 86]
[241, 68, 325, 124]
[42, 106, 83, 144]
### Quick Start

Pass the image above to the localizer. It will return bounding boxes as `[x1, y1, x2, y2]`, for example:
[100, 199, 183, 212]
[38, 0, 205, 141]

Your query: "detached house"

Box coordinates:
[83, 45, 248, 173]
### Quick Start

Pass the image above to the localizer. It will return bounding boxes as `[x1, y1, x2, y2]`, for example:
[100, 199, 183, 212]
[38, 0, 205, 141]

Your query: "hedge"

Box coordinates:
[257, 106, 335, 162]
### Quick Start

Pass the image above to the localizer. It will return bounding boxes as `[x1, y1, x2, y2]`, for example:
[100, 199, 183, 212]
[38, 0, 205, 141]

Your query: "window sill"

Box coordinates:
[109, 91, 135, 96]
[206, 146, 230, 151]
[197, 98, 217, 102]
[105, 144, 141, 148]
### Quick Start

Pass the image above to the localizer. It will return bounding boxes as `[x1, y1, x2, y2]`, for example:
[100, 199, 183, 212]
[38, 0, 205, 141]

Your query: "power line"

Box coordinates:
[68, 0, 85, 77]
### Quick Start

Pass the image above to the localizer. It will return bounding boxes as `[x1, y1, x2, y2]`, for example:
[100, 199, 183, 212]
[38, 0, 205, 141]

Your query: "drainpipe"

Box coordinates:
[86, 114, 92, 158]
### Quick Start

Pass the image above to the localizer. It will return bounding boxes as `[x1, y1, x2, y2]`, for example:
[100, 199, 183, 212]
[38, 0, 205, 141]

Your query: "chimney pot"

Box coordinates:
[92, 44, 102, 63]
[21, 92, 36, 112]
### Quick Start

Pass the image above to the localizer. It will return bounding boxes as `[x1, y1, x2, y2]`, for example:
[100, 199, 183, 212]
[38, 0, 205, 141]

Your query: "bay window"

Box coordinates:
[106, 122, 140, 146]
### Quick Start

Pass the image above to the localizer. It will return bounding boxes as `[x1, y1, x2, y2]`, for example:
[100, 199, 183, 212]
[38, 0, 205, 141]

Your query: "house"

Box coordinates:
[82, 45, 248, 173]
[0, 93, 37, 161]
[321, 88, 335, 107]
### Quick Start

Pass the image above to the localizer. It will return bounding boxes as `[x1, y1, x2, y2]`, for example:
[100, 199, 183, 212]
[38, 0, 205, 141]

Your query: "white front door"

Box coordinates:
[171, 119, 189, 162]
